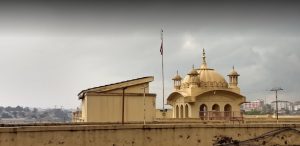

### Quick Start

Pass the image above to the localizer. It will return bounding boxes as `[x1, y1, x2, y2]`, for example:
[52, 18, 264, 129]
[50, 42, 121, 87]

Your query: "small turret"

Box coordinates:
[172, 70, 182, 90]
[188, 65, 200, 87]
[228, 66, 240, 88]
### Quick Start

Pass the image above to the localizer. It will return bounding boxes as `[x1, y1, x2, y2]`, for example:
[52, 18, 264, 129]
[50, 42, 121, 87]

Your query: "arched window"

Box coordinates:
[224, 104, 232, 120]
[199, 104, 207, 120]
[212, 104, 220, 111]
[176, 105, 179, 118]
[224, 104, 232, 111]
[180, 105, 184, 118]
[185, 104, 189, 118]
[212, 104, 220, 120]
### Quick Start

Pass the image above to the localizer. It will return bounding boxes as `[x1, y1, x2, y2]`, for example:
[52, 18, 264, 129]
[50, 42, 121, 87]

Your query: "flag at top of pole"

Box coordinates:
[160, 29, 163, 55]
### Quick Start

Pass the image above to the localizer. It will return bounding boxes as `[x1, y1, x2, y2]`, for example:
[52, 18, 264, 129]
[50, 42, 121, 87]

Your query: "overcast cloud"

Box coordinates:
[0, 1, 299, 108]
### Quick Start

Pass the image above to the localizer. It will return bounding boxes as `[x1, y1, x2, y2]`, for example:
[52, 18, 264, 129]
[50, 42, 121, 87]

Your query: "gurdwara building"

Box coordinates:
[167, 49, 246, 120]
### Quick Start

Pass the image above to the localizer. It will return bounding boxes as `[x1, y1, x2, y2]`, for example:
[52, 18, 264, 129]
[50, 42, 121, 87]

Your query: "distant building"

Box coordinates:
[271, 100, 293, 113]
[242, 99, 264, 112]
[167, 49, 246, 120]
[73, 76, 156, 122]
[293, 101, 300, 111]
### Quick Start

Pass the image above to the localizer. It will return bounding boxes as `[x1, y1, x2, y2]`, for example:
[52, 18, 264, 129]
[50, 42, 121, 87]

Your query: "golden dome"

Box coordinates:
[181, 48, 228, 88]
[198, 68, 228, 87]
[181, 69, 227, 88]
[172, 74, 182, 80]
[172, 71, 182, 81]
[188, 66, 199, 76]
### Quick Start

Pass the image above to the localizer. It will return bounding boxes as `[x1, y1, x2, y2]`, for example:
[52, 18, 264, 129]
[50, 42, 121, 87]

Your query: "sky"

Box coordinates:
[0, 1, 299, 108]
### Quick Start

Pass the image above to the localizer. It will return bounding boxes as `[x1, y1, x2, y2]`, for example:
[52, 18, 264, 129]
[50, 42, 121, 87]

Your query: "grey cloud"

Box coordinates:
[0, 1, 299, 108]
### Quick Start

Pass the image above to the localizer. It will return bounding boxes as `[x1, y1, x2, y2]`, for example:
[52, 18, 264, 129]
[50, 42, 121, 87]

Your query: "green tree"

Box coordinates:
[1, 113, 12, 118]
[15, 106, 23, 112]
[244, 109, 262, 115]
[262, 104, 273, 114]
[12, 111, 18, 118]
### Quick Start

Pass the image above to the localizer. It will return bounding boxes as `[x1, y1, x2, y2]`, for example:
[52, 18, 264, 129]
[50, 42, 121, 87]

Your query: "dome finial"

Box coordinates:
[202, 48, 206, 65]
[200, 48, 208, 69]
[232, 65, 235, 70]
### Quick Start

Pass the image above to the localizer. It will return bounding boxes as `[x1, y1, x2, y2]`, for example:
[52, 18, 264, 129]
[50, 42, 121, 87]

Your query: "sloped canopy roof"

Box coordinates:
[78, 76, 154, 99]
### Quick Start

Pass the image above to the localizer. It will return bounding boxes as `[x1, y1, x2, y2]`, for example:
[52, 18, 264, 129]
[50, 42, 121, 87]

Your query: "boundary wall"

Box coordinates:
[0, 123, 299, 146]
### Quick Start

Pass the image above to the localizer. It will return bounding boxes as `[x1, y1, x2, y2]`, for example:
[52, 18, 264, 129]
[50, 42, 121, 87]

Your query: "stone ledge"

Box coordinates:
[0, 123, 299, 133]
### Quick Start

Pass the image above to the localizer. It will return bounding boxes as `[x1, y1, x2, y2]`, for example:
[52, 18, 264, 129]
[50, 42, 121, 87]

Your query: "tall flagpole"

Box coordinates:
[160, 29, 165, 112]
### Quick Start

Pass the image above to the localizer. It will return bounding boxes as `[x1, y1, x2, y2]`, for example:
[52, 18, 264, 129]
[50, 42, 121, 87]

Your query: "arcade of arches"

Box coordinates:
[167, 49, 246, 120]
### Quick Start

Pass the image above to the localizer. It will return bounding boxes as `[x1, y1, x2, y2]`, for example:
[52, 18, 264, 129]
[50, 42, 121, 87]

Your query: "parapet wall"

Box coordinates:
[0, 123, 299, 146]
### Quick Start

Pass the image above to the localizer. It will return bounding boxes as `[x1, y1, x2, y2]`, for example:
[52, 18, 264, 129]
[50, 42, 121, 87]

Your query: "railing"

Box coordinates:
[72, 111, 84, 122]
[199, 111, 243, 121]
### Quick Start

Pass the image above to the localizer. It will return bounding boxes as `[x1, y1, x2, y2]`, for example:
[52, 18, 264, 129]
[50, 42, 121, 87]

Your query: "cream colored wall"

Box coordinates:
[80, 82, 156, 122]
[81, 98, 87, 121]
[169, 91, 244, 118]
[85, 95, 155, 122]
[86, 95, 122, 122]
[195, 93, 243, 111]
[125, 95, 155, 122]
[155, 109, 173, 118]
[190, 103, 199, 118]
[190, 94, 242, 118]
[1, 124, 299, 146]
[173, 96, 185, 118]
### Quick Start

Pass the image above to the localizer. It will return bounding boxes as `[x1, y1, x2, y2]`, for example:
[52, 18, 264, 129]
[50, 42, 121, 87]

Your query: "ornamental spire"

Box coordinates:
[202, 48, 206, 65]
[200, 48, 208, 69]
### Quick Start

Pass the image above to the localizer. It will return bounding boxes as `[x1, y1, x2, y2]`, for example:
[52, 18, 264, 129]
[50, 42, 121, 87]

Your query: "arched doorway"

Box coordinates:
[212, 104, 220, 120]
[199, 104, 207, 120]
[212, 104, 220, 111]
[180, 105, 184, 118]
[185, 104, 189, 118]
[224, 104, 232, 120]
[175, 105, 179, 118]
